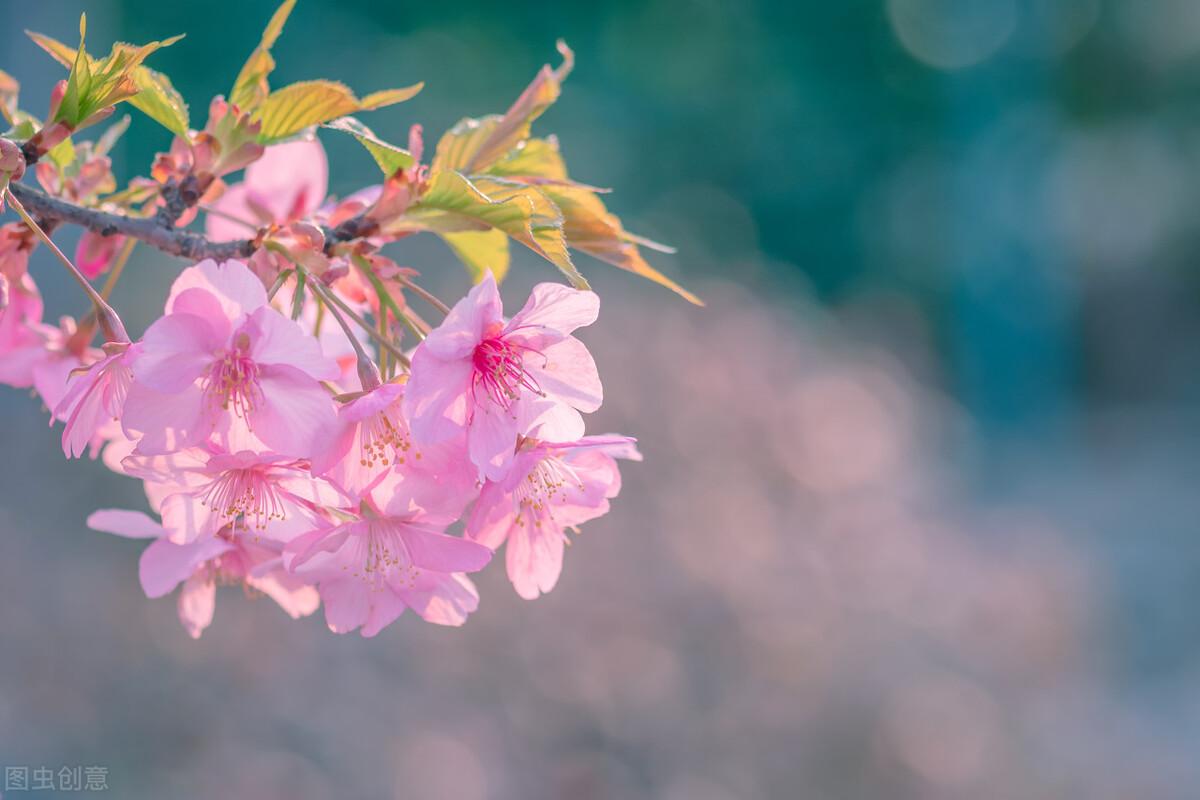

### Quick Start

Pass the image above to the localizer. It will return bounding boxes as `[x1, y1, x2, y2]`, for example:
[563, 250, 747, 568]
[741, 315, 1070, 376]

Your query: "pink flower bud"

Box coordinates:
[0, 137, 25, 181]
[75, 231, 125, 280]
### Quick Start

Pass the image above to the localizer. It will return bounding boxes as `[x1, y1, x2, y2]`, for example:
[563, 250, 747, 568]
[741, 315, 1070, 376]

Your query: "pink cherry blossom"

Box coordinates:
[55, 342, 135, 458]
[404, 272, 603, 480]
[310, 380, 476, 501]
[122, 446, 340, 544]
[88, 509, 320, 639]
[124, 259, 339, 456]
[0, 316, 102, 415]
[467, 435, 641, 599]
[205, 139, 329, 242]
[75, 231, 125, 279]
[285, 468, 491, 635]
[0, 223, 41, 357]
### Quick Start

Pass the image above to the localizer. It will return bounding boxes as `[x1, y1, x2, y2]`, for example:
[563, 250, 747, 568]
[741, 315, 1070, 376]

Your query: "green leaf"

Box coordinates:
[45, 135, 75, 169]
[486, 136, 568, 182]
[28, 20, 183, 131]
[322, 116, 413, 174]
[254, 80, 422, 143]
[441, 228, 510, 283]
[432, 40, 573, 174]
[403, 170, 588, 289]
[359, 85, 424, 110]
[230, 0, 296, 110]
[127, 67, 188, 135]
[541, 184, 701, 305]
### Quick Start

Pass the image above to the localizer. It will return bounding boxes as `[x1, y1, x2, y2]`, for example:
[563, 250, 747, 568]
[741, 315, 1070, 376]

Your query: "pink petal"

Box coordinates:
[250, 365, 336, 456]
[134, 312, 221, 393]
[421, 271, 501, 360]
[464, 482, 517, 550]
[468, 401, 520, 480]
[321, 578, 370, 634]
[402, 573, 479, 626]
[528, 335, 602, 412]
[165, 259, 267, 320]
[244, 139, 329, 221]
[87, 509, 164, 539]
[506, 282, 599, 341]
[177, 572, 217, 638]
[75, 231, 124, 280]
[361, 589, 407, 637]
[159, 490, 223, 544]
[245, 306, 340, 379]
[139, 536, 230, 598]
[404, 352, 473, 444]
[506, 518, 565, 600]
[519, 398, 585, 446]
[122, 380, 207, 454]
[396, 524, 493, 573]
[205, 182, 256, 242]
[246, 569, 321, 619]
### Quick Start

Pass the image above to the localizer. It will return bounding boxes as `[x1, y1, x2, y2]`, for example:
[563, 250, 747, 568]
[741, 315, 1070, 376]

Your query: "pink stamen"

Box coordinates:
[471, 335, 544, 409]
[201, 332, 262, 420]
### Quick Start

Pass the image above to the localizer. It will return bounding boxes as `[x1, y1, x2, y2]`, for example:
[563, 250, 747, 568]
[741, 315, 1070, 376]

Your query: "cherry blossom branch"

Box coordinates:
[7, 181, 255, 261]
[4, 181, 379, 263]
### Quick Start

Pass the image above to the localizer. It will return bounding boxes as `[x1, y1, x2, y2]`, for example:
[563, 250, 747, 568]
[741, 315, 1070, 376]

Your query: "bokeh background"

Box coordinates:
[3, 0, 1200, 797]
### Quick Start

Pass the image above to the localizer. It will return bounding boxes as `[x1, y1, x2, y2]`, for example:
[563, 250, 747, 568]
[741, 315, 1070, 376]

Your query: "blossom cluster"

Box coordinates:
[0, 140, 640, 638]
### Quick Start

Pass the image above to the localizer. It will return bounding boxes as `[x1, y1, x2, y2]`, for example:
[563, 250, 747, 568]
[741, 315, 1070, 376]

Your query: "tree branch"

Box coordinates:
[6, 181, 257, 261]
[4, 181, 380, 262]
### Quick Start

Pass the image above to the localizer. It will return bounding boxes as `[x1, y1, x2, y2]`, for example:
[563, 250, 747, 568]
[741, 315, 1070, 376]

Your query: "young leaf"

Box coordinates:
[94, 114, 131, 156]
[45, 135, 75, 169]
[542, 185, 701, 305]
[254, 80, 422, 143]
[127, 67, 189, 136]
[486, 136, 568, 182]
[322, 116, 414, 174]
[359, 85, 424, 110]
[432, 41, 573, 174]
[28, 21, 183, 132]
[403, 170, 588, 289]
[230, 0, 296, 110]
[0, 70, 19, 125]
[441, 228, 511, 283]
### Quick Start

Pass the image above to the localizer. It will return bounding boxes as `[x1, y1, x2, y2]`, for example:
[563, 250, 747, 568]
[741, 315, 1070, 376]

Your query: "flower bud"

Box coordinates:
[0, 137, 25, 182]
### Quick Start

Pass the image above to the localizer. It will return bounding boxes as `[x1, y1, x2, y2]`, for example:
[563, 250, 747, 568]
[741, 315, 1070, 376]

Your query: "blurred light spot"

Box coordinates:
[881, 676, 1000, 786]
[887, 0, 1018, 69]
[1027, 0, 1100, 56]
[780, 368, 911, 494]
[1118, 0, 1200, 67]
[1045, 125, 1185, 270]
[395, 734, 485, 800]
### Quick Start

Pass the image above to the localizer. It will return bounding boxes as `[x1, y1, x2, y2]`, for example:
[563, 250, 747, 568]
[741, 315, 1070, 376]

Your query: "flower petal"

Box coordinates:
[177, 572, 218, 638]
[87, 509, 164, 539]
[134, 312, 221, 393]
[250, 365, 336, 456]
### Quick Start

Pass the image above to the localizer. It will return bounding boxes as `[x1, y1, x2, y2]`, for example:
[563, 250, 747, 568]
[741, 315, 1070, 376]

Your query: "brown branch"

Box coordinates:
[4, 181, 379, 262]
[7, 181, 257, 261]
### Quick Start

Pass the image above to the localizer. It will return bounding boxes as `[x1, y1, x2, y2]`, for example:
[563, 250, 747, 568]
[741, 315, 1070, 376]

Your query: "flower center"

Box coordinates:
[202, 332, 262, 420]
[353, 520, 422, 591]
[198, 467, 287, 530]
[513, 455, 583, 515]
[471, 336, 543, 409]
[359, 406, 417, 469]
